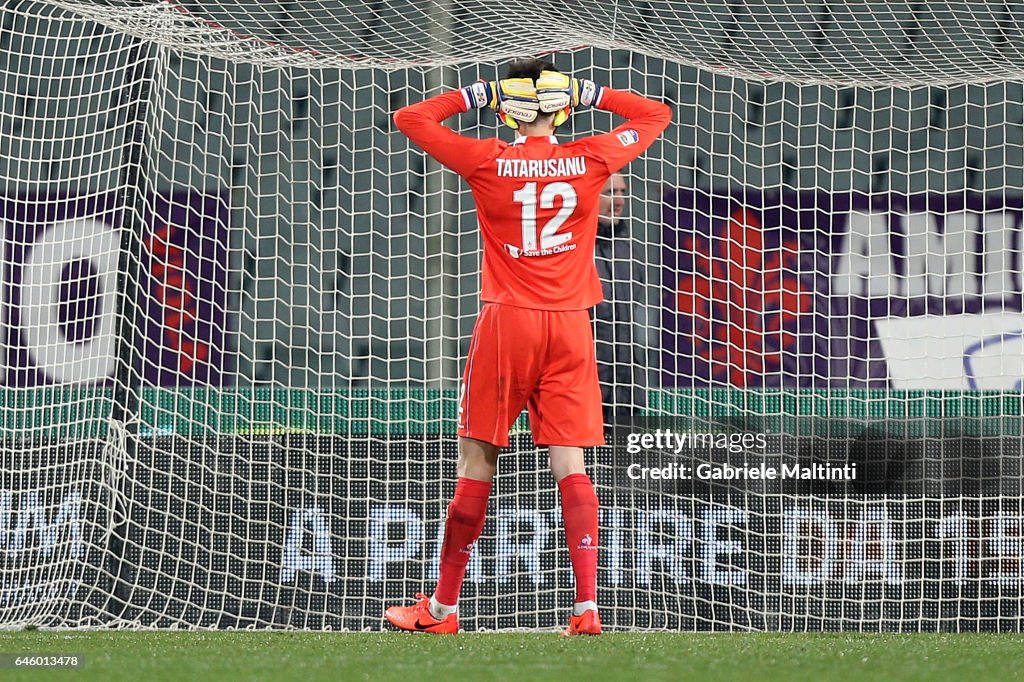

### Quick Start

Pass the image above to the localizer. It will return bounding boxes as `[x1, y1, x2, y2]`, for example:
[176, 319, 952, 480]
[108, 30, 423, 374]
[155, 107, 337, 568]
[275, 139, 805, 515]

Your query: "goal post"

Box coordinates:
[1, 0, 1023, 631]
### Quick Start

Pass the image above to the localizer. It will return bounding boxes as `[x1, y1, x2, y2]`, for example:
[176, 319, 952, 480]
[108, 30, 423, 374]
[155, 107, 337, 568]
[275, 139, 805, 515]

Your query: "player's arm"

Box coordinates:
[393, 90, 495, 177]
[533, 72, 671, 172]
[586, 88, 673, 173]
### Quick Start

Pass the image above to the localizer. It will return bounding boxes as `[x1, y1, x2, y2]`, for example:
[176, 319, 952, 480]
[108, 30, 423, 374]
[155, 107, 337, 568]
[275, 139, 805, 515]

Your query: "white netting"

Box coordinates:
[46, 0, 1024, 84]
[0, 0, 1022, 631]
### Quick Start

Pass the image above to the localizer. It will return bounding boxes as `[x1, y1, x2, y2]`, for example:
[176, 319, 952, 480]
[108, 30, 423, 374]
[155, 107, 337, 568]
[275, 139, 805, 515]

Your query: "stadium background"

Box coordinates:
[5, 1, 1023, 391]
[0, 0, 1023, 631]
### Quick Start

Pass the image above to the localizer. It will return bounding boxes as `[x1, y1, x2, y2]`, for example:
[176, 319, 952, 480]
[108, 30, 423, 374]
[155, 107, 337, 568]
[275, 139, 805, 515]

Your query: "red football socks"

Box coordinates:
[558, 473, 600, 603]
[434, 477, 491, 606]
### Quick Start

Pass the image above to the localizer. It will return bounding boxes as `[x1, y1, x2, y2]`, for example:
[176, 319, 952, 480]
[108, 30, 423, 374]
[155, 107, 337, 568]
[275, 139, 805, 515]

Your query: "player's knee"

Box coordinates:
[457, 439, 499, 479]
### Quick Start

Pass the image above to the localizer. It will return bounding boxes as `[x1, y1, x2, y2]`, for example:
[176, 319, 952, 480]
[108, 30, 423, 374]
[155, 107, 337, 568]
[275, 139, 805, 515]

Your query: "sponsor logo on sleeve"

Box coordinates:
[617, 129, 640, 146]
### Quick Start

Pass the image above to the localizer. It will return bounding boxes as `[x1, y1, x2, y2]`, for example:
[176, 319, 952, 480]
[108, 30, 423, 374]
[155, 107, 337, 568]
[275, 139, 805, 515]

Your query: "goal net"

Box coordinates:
[1, 0, 1023, 631]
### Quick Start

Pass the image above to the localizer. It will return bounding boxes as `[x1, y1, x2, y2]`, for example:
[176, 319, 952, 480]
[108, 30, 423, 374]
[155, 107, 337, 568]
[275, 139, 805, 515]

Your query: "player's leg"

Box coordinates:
[548, 444, 586, 481]
[382, 436, 497, 634]
[385, 304, 539, 633]
[426, 436, 497, 622]
[528, 309, 605, 635]
[549, 445, 602, 635]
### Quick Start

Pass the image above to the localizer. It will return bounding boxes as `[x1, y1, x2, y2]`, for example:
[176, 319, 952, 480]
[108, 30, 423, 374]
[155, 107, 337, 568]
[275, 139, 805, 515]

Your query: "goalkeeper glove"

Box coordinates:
[462, 78, 540, 129]
[535, 71, 603, 126]
[494, 77, 540, 128]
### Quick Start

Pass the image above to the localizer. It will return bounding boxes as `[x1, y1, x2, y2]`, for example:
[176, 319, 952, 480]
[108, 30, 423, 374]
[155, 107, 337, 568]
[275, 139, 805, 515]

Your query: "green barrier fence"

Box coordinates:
[0, 387, 1019, 439]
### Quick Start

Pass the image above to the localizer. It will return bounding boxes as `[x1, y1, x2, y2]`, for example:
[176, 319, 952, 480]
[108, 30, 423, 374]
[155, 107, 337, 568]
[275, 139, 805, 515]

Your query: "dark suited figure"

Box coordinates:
[593, 173, 647, 427]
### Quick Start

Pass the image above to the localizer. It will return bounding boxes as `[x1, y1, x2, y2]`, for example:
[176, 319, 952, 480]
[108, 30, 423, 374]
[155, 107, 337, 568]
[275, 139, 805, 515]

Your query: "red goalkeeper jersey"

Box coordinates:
[394, 87, 671, 310]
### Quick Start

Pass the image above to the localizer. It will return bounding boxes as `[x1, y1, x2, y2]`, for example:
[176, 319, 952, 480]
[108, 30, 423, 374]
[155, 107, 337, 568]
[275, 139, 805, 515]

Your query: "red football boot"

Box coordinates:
[562, 608, 602, 636]
[385, 594, 459, 634]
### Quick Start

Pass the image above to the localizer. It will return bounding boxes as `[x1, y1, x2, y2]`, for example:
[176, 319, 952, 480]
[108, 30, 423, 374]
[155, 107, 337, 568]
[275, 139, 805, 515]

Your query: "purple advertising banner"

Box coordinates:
[0, 192, 230, 387]
[138, 193, 231, 386]
[662, 191, 1024, 389]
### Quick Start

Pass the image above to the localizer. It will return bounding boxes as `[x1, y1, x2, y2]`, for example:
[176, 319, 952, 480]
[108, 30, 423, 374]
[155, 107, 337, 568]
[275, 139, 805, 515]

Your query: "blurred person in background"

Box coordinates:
[594, 172, 648, 428]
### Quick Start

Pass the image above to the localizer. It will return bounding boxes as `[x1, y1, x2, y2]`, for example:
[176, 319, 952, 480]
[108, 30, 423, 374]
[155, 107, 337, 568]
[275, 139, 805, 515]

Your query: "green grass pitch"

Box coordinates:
[1, 631, 1023, 681]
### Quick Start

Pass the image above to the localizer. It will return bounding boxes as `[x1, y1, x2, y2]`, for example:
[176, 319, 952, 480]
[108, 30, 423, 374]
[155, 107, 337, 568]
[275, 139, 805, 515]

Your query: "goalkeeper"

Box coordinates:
[387, 58, 671, 635]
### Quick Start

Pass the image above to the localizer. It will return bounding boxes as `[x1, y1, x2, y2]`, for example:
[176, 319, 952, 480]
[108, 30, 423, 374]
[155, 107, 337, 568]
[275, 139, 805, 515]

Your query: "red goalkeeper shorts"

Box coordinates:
[457, 303, 605, 448]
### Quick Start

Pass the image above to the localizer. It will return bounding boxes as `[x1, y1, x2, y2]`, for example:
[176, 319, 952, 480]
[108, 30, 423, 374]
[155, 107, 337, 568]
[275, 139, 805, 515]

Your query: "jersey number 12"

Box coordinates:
[512, 181, 577, 251]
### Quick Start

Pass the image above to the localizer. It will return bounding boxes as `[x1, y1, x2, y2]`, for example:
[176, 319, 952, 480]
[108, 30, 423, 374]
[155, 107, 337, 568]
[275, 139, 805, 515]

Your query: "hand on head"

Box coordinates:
[465, 58, 602, 132]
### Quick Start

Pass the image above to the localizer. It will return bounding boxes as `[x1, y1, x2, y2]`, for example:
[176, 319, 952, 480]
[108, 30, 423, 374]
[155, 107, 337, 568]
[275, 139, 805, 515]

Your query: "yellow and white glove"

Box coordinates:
[536, 71, 603, 111]
[463, 78, 540, 127]
[494, 77, 541, 125]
